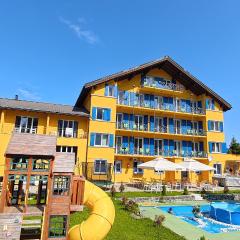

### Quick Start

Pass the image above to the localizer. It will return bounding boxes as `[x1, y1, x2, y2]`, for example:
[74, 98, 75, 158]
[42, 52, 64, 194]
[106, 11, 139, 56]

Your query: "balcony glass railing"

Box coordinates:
[142, 76, 185, 92]
[116, 122, 206, 136]
[115, 147, 208, 158]
[117, 98, 205, 115]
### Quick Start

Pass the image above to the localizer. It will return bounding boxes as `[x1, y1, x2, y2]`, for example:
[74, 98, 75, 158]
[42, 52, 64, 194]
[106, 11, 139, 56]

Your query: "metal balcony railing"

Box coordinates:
[115, 147, 208, 158]
[0, 123, 87, 139]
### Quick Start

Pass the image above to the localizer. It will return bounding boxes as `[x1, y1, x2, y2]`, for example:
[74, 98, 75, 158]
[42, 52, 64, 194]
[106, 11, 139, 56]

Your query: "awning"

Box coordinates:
[138, 158, 186, 171]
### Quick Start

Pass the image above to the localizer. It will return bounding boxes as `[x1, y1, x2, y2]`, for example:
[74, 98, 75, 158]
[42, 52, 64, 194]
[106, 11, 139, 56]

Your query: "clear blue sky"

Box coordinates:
[0, 1, 239, 144]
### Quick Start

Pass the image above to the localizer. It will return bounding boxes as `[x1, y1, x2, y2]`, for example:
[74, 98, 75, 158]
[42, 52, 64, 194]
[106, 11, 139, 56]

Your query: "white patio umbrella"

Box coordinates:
[178, 159, 215, 171]
[138, 157, 186, 171]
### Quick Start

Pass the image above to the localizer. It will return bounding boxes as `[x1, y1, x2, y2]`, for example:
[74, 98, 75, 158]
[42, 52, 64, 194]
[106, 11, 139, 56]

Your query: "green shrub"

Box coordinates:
[121, 195, 128, 206]
[183, 187, 189, 195]
[119, 182, 125, 193]
[162, 185, 167, 196]
[223, 185, 229, 194]
[110, 185, 116, 198]
[124, 200, 141, 216]
[199, 236, 206, 240]
[154, 214, 165, 227]
[200, 187, 207, 195]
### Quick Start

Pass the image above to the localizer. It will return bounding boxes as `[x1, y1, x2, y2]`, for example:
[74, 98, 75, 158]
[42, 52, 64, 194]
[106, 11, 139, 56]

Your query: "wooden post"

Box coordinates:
[46, 115, 50, 135]
[24, 157, 33, 213]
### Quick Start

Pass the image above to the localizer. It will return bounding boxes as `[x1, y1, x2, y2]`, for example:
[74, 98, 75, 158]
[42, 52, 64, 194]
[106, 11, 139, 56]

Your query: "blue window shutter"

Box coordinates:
[144, 115, 148, 130]
[169, 118, 174, 133]
[124, 91, 129, 105]
[199, 142, 204, 151]
[198, 101, 202, 108]
[144, 94, 150, 107]
[103, 109, 111, 121]
[90, 133, 95, 146]
[150, 116, 154, 131]
[163, 117, 168, 128]
[164, 139, 169, 156]
[150, 95, 154, 109]
[169, 140, 174, 156]
[209, 142, 213, 153]
[129, 137, 134, 154]
[92, 107, 97, 120]
[220, 122, 224, 132]
[212, 100, 215, 110]
[181, 120, 187, 134]
[123, 136, 129, 148]
[123, 113, 129, 128]
[150, 138, 154, 156]
[208, 121, 212, 131]
[169, 97, 174, 111]
[114, 85, 118, 98]
[109, 134, 114, 147]
[186, 100, 191, 113]
[205, 99, 209, 109]
[198, 121, 203, 131]
[130, 92, 135, 106]
[129, 114, 134, 130]
[104, 84, 109, 96]
[182, 141, 187, 156]
[222, 142, 227, 153]
[144, 138, 149, 155]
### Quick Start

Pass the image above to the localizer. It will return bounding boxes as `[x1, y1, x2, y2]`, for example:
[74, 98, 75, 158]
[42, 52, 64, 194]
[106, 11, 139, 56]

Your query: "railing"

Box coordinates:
[142, 76, 185, 92]
[116, 122, 206, 136]
[117, 98, 205, 115]
[0, 123, 87, 139]
[115, 147, 208, 158]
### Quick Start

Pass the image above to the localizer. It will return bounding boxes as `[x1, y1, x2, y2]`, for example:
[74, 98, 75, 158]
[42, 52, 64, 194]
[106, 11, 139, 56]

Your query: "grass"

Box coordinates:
[70, 199, 186, 240]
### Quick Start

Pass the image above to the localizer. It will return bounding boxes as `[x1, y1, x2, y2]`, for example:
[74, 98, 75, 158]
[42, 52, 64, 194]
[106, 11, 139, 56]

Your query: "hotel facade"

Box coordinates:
[0, 56, 239, 186]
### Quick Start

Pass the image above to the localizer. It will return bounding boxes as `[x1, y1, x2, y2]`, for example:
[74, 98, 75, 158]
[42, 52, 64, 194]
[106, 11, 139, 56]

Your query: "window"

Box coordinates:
[154, 96, 163, 109]
[10, 157, 28, 171]
[155, 117, 165, 132]
[133, 160, 143, 174]
[174, 141, 182, 156]
[209, 121, 221, 132]
[94, 160, 107, 174]
[213, 164, 222, 175]
[206, 98, 215, 110]
[53, 176, 70, 195]
[94, 133, 109, 146]
[192, 142, 200, 152]
[58, 120, 78, 138]
[105, 84, 115, 97]
[49, 215, 67, 238]
[118, 91, 125, 105]
[114, 160, 122, 173]
[212, 142, 222, 153]
[15, 116, 38, 134]
[56, 146, 78, 163]
[32, 159, 50, 171]
[116, 113, 123, 129]
[134, 115, 144, 130]
[154, 139, 163, 155]
[92, 107, 111, 121]
[134, 138, 143, 155]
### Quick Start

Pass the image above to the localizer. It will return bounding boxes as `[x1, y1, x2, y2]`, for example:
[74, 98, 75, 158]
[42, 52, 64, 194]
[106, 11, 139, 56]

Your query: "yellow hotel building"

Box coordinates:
[0, 56, 239, 186]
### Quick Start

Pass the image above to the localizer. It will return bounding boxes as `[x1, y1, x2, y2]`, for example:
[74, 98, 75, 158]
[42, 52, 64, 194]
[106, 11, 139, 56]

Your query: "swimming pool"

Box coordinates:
[159, 203, 240, 234]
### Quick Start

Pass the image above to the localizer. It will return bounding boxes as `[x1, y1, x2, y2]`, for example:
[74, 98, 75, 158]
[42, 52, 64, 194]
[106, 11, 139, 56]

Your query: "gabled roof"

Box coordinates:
[0, 98, 89, 117]
[75, 56, 231, 111]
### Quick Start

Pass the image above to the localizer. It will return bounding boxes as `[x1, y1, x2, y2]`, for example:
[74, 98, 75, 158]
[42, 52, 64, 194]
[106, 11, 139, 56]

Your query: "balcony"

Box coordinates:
[116, 122, 206, 137]
[141, 76, 185, 92]
[0, 124, 87, 139]
[117, 98, 205, 115]
[115, 147, 208, 159]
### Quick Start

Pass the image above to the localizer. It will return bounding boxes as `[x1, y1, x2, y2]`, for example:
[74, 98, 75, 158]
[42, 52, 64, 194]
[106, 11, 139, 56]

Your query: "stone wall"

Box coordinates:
[131, 195, 195, 203]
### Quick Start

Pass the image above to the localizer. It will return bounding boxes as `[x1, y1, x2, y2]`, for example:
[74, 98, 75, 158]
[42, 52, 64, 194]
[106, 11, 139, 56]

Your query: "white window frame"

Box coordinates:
[106, 85, 115, 97]
[154, 96, 163, 109]
[206, 98, 214, 110]
[134, 138, 143, 154]
[94, 133, 109, 147]
[213, 163, 222, 175]
[154, 139, 163, 156]
[58, 120, 78, 138]
[116, 113, 123, 129]
[115, 136, 122, 154]
[155, 117, 164, 132]
[134, 115, 144, 130]
[174, 119, 181, 134]
[96, 108, 105, 121]
[174, 141, 182, 156]
[212, 142, 222, 153]
[114, 160, 122, 174]
[16, 116, 38, 134]
[94, 159, 108, 174]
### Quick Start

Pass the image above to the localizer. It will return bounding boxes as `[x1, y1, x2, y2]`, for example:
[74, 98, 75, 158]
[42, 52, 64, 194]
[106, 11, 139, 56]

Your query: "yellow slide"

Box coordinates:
[68, 180, 115, 240]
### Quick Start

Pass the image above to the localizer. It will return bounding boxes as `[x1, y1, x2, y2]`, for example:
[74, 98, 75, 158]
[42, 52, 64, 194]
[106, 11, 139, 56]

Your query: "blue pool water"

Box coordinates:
[159, 203, 240, 234]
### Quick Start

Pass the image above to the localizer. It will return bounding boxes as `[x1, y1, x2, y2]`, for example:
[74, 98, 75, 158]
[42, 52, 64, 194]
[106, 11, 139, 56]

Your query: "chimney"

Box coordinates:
[15, 95, 19, 100]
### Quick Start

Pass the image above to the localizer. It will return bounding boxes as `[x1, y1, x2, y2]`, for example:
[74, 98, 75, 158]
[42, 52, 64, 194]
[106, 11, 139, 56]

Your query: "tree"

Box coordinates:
[228, 137, 240, 155]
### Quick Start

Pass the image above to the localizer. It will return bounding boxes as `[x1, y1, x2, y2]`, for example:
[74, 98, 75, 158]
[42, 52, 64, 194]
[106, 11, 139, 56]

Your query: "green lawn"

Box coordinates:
[70, 200, 186, 240]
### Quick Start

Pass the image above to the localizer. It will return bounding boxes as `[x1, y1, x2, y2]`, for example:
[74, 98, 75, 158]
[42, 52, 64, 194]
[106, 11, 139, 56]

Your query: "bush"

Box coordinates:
[199, 236, 206, 240]
[121, 195, 128, 206]
[223, 185, 229, 194]
[183, 187, 189, 195]
[119, 182, 125, 193]
[154, 214, 165, 227]
[110, 185, 116, 198]
[124, 200, 141, 216]
[162, 185, 167, 196]
[200, 187, 207, 195]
